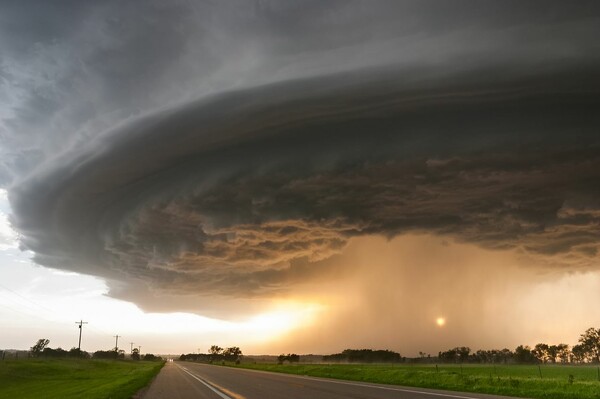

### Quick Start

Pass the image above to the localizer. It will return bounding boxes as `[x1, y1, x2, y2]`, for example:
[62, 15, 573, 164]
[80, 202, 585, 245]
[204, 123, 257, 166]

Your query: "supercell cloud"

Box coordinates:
[1, 1, 600, 313]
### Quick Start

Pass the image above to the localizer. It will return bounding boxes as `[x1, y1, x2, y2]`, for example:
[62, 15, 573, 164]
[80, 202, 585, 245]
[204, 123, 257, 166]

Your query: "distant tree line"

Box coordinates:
[180, 345, 243, 364]
[92, 349, 125, 360]
[436, 327, 600, 364]
[29, 339, 89, 359]
[179, 327, 600, 366]
[277, 353, 300, 364]
[323, 349, 402, 363]
[179, 353, 211, 362]
[27, 338, 161, 361]
[318, 327, 600, 365]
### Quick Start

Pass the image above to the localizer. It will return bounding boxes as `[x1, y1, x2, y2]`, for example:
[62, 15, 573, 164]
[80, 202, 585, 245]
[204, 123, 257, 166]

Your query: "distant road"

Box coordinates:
[142, 361, 523, 399]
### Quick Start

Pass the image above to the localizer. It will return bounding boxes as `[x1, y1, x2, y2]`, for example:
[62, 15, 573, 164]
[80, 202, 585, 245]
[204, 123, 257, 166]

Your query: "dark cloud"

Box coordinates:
[2, 1, 600, 312]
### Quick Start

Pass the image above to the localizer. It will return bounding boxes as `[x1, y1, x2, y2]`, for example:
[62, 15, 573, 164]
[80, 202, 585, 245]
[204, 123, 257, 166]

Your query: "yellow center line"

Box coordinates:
[177, 365, 247, 399]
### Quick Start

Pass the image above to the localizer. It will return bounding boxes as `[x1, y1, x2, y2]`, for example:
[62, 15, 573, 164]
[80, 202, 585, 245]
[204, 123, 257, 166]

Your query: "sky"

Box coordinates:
[1, 0, 600, 356]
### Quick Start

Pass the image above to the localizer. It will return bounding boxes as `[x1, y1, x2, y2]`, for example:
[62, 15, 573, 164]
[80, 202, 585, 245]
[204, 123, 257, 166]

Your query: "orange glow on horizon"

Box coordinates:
[240, 301, 324, 343]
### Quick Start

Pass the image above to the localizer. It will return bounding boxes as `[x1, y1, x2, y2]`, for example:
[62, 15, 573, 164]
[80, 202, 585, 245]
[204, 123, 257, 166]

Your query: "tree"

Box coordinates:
[578, 328, 600, 363]
[514, 345, 536, 364]
[438, 349, 457, 363]
[546, 345, 559, 364]
[93, 350, 118, 359]
[209, 345, 223, 362]
[209, 345, 223, 355]
[131, 347, 140, 360]
[499, 348, 513, 364]
[288, 353, 300, 363]
[42, 347, 67, 358]
[69, 347, 89, 358]
[224, 347, 242, 362]
[438, 347, 469, 363]
[556, 344, 570, 363]
[456, 347, 471, 363]
[532, 343, 549, 363]
[278, 353, 300, 364]
[30, 339, 50, 357]
[572, 344, 587, 363]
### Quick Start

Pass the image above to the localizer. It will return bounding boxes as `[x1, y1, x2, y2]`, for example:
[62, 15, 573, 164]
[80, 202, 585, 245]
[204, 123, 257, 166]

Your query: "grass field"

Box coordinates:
[228, 362, 600, 399]
[0, 358, 164, 399]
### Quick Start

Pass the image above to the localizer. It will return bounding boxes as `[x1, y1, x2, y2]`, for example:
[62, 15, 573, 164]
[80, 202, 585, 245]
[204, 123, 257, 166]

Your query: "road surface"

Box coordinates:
[142, 361, 523, 399]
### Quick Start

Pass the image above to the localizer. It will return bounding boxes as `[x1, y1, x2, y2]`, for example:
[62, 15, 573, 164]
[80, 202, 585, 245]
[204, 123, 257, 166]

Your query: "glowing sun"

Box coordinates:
[436, 317, 446, 327]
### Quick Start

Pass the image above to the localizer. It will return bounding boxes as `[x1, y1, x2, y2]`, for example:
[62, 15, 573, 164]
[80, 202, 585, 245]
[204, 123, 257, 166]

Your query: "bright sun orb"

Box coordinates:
[436, 317, 446, 327]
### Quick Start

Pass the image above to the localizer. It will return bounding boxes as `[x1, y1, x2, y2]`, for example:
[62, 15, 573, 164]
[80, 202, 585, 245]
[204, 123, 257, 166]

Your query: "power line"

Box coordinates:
[0, 284, 58, 315]
[0, 283, 127, 352]
[0, 285, 142, 354]
[0, 291, 76, 329]
[0, 283, 113, 338]
[0, 284, 102, 334]
[0, 283, 57, 315]
[0, 301, 34, 317]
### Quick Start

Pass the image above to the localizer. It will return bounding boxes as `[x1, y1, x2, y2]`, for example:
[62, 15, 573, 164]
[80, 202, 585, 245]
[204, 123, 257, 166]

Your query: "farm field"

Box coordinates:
[0, 358, 164, 399]
[227, 362, 600, 399]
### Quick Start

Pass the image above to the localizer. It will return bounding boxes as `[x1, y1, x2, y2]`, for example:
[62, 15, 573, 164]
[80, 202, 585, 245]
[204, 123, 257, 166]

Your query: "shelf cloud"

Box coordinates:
[2, 1, 599, 315]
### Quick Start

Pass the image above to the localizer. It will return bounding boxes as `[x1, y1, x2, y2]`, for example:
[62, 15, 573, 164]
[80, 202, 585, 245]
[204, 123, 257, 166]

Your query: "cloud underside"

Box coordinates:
[8, 63, 600, 304]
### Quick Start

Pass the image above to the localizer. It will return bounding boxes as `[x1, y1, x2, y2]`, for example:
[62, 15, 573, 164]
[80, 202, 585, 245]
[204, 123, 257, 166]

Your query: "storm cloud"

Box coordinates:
[2, 1, 600, 312]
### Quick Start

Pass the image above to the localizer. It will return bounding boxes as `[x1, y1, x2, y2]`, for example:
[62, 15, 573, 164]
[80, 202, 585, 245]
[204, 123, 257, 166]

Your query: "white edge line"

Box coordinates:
[291, 374, 483, 399]
[177, 364, 232, 399]
[207, 364, 486, 399]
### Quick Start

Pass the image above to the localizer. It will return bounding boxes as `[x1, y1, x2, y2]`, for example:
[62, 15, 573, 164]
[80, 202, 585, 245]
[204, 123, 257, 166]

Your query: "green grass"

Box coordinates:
[226, 362, 600, 399]
[0, 358, 164, 399]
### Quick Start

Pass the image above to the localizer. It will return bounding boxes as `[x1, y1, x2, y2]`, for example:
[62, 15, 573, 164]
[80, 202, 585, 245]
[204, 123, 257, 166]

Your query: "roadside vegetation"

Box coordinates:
[0, 338, 164, 399]
[228, 362, 600, 399]
[0, 358, 163, 399]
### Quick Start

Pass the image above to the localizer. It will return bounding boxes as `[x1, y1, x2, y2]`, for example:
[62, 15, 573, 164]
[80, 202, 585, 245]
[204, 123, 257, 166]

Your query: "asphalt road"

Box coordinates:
[142, 361, 525, 399]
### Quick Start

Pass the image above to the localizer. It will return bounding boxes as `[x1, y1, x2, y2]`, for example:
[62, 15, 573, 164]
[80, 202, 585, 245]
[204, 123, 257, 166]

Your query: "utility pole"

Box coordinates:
[113, 335, 121, 351]
[75, 320, 88, 351]
[138, 346, 142, 355]
[130, 342, 135, 354]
